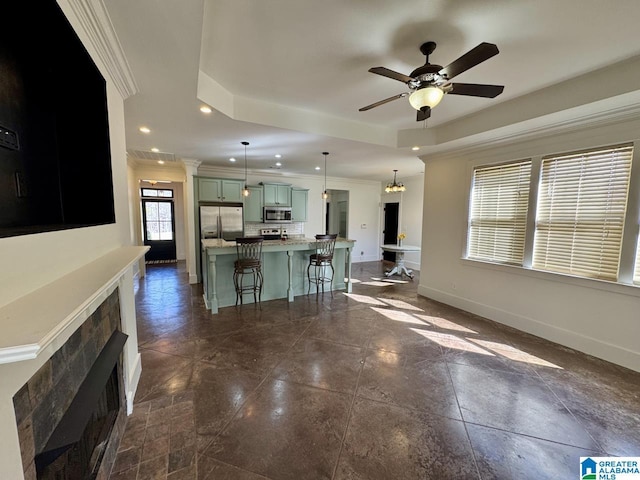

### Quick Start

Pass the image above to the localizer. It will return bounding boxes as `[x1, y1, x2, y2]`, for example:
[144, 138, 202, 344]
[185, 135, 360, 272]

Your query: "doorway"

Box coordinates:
[325, 189, 349, 237]
[383, 202, 399, 262]
[142, 198, 177, 261]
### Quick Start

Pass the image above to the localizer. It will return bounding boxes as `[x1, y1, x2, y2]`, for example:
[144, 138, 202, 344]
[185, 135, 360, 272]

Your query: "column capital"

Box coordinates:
[181, 158, 201, 173]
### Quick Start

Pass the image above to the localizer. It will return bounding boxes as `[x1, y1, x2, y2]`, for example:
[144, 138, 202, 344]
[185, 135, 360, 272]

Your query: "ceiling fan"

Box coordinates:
[359, 41, 504, 121]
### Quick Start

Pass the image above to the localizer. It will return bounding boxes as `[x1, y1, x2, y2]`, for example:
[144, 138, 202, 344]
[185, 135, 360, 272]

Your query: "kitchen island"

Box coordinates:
[201, 237, 355, 313]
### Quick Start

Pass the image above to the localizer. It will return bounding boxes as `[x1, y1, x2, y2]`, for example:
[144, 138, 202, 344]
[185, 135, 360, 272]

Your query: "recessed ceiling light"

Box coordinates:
[139, 126, 151, 134]
[157, 160, 165, 164]
[151, 147, 160, 152]
[229, 157, 236, 162]
[200, 106, 212, 114]
[412, 146, 420, 151]
[315, 166, 321, 171]
[275, 162, 282, 167]
[275, 154, 282, 158]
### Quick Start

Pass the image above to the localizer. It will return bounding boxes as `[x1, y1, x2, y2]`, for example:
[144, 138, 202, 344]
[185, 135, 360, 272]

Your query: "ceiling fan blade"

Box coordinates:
[359, 93, 408, 112]
[447, 83, 504, 98]
[368, 67, 414, 84]
[416, 106, 431, 122]
[439, 42, 499, 80]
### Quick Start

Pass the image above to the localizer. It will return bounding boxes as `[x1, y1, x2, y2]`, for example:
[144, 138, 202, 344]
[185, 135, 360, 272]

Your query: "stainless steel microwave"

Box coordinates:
[264, 206, 292, 223]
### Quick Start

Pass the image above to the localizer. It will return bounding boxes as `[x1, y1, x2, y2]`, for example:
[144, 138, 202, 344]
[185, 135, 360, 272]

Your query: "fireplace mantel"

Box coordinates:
[0, 246, 148, 364]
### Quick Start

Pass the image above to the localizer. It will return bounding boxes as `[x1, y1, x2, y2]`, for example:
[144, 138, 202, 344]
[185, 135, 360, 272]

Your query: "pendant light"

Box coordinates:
[241, 141, 250, 197]
[385, 169, 406, 193]
[322, 151, 329, 199]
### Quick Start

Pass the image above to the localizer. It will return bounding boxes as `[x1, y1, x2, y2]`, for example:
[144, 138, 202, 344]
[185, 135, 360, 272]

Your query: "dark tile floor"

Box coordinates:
[109, 261, 640, 479]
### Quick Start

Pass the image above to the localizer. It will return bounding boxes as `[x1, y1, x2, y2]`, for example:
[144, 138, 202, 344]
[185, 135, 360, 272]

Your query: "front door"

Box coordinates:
[383, 202, 399, 262]
[142, 199, 176, 261]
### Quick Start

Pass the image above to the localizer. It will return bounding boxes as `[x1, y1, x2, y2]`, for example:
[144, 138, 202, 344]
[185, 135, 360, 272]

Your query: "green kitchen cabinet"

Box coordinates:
[263, 183, 291, 206]
[244, 185, 264, 222]
[291, 188, 308, 222]
[198, 178, 243, 203]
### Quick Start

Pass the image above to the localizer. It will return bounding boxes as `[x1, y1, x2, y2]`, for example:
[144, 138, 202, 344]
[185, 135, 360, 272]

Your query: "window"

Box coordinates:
[533, 144, 633, 281]
[141, 188, 173, 198]
[635, 235, 640, 285]
[143, 201, 174, 240]
[467, 160, 532, 265]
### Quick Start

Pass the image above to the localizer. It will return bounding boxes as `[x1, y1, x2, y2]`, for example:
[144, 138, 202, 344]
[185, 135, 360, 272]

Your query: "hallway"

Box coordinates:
[109, 261, 640, 479]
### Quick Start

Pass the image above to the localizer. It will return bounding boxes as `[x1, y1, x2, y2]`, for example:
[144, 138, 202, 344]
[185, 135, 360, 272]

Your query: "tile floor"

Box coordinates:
[109, 261, 640, 479]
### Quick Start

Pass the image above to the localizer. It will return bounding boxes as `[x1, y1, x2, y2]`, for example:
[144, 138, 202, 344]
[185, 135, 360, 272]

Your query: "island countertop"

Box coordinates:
[201, 237, 354, 249]
[200, 237, 355, 313]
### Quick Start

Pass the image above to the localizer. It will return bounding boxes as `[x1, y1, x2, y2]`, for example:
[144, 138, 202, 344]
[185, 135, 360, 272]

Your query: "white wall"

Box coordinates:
[418, 118, 640, 372]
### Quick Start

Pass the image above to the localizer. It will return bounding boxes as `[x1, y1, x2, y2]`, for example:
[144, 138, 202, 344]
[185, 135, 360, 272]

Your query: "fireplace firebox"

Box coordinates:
[35, 331, 127, 479]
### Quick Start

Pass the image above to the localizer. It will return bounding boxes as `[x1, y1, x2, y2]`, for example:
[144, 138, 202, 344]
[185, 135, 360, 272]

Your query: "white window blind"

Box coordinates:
[635, 233, 640, 285]
[533, 144, 633, 281]
[468, 160, 532, 265]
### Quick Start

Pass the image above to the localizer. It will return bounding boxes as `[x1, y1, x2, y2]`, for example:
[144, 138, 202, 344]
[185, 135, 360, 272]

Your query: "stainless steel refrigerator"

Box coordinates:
[200, 204, 244, 241]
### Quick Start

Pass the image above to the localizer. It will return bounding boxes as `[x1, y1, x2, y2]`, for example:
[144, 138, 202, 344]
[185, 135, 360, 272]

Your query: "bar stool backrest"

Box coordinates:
[235, 237, 264, 267]
[314, 234, 337, 262]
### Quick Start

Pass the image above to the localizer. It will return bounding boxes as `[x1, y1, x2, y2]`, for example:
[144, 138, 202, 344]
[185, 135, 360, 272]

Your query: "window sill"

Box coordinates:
[460, 257, 640, 298]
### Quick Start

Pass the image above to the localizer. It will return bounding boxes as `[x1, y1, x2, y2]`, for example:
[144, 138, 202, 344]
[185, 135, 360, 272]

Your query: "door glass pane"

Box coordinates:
[159, 222, 173, 240]
[145, 202, 159, 221]
[146, 221, 160, 240]
[158, 202, 172, 221]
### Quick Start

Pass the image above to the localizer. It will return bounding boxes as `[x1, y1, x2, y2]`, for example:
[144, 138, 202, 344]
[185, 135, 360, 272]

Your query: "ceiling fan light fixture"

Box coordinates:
[409, 86, 444, 110]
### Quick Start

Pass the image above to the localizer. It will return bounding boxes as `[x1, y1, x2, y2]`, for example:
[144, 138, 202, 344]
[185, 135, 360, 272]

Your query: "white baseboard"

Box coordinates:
[189, 273, 198, 284]
[126, 352, 142, 414]
[417, 285, 640, 372]
[405, 261, 420, 270]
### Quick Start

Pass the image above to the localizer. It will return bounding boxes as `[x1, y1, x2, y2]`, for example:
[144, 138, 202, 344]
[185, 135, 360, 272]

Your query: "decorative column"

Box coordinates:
[181, 158, 201, 284]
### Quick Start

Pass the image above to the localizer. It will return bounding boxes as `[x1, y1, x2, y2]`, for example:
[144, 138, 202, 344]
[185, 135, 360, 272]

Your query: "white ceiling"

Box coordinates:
[105, 0, 640, 182]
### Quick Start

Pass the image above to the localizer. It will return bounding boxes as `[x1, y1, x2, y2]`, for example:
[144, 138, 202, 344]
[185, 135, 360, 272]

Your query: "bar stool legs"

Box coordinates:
[307, 260, 335, 296]
[233, 237, 264, 307]
[233, 266, 263, 305]
[307, 234, 338, 298]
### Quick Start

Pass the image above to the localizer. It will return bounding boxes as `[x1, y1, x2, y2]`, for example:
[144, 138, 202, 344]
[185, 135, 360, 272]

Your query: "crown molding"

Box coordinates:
[421, 93, 640, 163]
[64, 0, 138, 99]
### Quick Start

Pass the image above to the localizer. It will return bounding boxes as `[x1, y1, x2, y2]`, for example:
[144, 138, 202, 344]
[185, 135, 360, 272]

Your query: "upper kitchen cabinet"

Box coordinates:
[263, 183, 291, 206]
[291, 188, 308, 222]
[198, 177, 244, 203]
[244, 185, 264, 222]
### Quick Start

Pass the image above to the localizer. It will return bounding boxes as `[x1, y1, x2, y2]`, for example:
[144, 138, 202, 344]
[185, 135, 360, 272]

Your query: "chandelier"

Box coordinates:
[385, 170, 406, 193]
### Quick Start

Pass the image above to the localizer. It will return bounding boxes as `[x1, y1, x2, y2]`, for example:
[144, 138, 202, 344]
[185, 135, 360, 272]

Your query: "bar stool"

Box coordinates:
[307, 234, 337, 296]
[233, 237, 264, 306]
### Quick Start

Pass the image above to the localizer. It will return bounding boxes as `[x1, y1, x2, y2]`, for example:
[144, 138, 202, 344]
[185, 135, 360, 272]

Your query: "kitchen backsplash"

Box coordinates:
[245, 222, 304, 236]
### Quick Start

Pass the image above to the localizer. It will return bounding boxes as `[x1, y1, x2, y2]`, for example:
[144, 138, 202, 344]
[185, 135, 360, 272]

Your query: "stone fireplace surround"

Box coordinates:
[13, 290, 126, 480]
[0, 247, 147, 479]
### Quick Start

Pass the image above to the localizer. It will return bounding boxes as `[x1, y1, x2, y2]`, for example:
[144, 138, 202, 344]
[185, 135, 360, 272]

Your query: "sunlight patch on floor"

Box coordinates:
[361, 281, 394, 287]
[467, 339, 562, 369]
[343, 293, 387, 305]
[371, 277, 409, 284]
[378, 298, 423, 311]
[414, 315, 477, 334]
[411, 329, 494, 355]
[371, 307, 429, 325]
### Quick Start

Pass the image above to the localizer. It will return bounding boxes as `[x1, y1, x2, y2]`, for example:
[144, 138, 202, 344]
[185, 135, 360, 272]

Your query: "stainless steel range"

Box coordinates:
[260, 228, 287, 240]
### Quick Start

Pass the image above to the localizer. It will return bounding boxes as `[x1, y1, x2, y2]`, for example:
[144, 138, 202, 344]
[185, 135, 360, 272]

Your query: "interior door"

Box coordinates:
[383, 202, 399, 262]
[142, 199, 176, 261]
